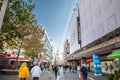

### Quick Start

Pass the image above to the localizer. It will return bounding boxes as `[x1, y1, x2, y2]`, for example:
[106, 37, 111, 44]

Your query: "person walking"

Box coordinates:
[48, 64, 53, 78]
[53, 64, 59, 80]
[18, 63, 29, 80]
[69, 65, 72, 72]
[31, 62, 42, 80]
[80, 64, 88, 80]
[63, 64, 65, 73]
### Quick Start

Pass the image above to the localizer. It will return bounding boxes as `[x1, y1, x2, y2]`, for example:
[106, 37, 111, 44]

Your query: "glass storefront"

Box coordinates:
[90, 62, 93, 71]
[87, 55, 119, 74]
[90, 60, 115, 74]
[101, 61, 114, 74]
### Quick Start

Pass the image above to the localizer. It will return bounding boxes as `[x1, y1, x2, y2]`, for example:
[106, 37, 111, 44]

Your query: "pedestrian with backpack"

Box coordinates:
[80, 64, 89, 80]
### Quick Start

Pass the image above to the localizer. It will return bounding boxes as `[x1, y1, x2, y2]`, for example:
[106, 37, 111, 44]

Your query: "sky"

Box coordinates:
[33, 0, 78, 52]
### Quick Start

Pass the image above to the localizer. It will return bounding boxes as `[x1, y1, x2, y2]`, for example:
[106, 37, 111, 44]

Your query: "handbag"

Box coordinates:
[79, 72, 82, 80]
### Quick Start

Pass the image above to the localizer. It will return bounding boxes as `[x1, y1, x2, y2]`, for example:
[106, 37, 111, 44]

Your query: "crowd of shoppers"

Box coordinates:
[18, 61, 89, 80]
[18, 62, 60, 80]
[62, 63, 89, 80]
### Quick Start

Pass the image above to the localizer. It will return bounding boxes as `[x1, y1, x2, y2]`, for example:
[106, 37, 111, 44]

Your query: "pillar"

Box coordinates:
[92, 54, 102, 75]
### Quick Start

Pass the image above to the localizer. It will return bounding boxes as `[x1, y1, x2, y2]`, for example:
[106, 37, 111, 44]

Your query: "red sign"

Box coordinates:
[86, 58, 92, 62]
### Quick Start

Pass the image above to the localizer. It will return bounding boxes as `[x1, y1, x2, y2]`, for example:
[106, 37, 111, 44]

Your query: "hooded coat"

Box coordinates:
[31, 65, 41, 77]
[18, 63, 29, 78]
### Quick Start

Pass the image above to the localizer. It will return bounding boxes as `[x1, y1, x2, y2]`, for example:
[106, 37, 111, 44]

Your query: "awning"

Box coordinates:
[8, 56, 30, 61]
[107, 49, 120, 59]
[0, 53, 30, 61]
[0, 53, 11, 58]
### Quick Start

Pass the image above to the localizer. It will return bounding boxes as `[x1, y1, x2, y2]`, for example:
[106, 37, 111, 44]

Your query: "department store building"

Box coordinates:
[64, 0, 120, 74]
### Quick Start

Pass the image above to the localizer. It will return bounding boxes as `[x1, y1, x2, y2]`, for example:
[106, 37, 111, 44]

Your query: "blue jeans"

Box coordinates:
[33, 77, 39, 80]
[82, 73, 87, 80]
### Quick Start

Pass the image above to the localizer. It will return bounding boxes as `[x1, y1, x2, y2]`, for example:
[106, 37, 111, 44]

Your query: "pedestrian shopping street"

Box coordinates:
[0, 67, 109, 80]
[0, 0, 120, 80]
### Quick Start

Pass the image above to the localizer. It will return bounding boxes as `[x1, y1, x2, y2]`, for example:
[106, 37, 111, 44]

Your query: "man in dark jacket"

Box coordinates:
[53, 65, 59, 80]
[80, 64, 88, 80]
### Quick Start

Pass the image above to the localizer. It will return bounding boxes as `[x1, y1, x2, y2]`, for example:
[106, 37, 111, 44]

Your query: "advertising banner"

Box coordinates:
[77, 16, 81, 44]
[93, 54, 102, 74]
[69, 9, 80, 54]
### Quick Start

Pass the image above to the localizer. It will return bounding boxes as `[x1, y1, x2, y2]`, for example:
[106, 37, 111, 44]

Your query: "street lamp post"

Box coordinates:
[0, 0, 8, 30]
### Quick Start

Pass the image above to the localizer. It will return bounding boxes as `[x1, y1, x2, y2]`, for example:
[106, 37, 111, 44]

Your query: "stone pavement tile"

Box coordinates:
[0, 69, 109, 80]
[0, 74, 18, 80]
[58, 68, 109, 80]
[88, 72, 109, 80]
[58, 69, 79, 80]
[0, 70, 55, 80]
[40, 70, 55, 80]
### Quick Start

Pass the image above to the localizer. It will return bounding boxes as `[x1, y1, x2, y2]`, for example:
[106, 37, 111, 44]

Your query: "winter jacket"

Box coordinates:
[18, 64, 29, 78]
[31, 65, 41, 77]
[80, 66, 88, 74]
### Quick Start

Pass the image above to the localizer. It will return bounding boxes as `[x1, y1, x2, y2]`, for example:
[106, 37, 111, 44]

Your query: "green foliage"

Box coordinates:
[23, 26, 44, 59]
[0, 0, 44, 59]
[0, 0, 35, 51]
[114, 68, 120, 80]
[109, 68, 120, 80]
[108, 74, 114, 80]
[25, 52, 38, 59]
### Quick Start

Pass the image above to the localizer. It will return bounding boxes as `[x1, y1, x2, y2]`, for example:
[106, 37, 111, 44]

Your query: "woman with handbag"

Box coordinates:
[80, 64, 88, 80]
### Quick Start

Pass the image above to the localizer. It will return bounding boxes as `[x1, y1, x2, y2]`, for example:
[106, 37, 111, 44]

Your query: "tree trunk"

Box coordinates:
[16, 39, 23, 69]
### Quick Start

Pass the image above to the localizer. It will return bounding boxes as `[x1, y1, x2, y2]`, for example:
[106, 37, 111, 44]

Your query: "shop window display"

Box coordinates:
[90, 62, 93, 71]
[101, 61, 114, 74]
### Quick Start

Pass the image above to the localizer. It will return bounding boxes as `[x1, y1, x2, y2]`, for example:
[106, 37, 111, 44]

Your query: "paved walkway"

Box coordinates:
[57, 68, 79, 80]
[87, 72, 109, 80]
[58, 67, 109, 80]
[0, 67, 109, 80]
[0, 70, 54, 80]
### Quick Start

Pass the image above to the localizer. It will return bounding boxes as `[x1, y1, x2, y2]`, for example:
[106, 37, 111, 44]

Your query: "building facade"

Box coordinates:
[42, 28, 53, 63]
[63, 29, 70, 62]
[65, 0, 120, 74]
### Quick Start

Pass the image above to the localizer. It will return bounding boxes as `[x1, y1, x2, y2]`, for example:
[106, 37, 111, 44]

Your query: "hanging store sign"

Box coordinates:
[86, 58, 92, 62]
[77, 16, 81, 44]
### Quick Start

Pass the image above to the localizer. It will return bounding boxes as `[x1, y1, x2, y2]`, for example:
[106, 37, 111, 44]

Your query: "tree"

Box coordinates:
[23, 26, 44, 59]
[0, 0, 44, 67]
[0, 0, 35, 51]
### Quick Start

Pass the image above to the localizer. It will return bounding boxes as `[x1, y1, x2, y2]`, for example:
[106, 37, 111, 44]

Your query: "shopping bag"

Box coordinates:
[79, 72, 82, 80]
